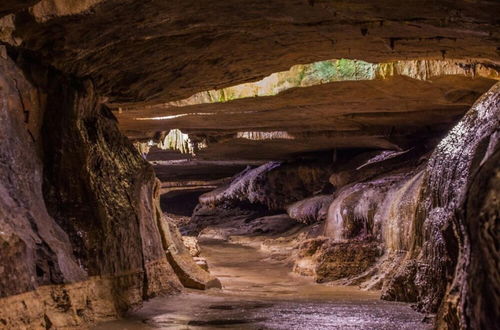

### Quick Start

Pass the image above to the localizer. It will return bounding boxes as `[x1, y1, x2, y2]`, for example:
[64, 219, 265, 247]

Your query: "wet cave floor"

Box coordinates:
[95, 240, 431, 330]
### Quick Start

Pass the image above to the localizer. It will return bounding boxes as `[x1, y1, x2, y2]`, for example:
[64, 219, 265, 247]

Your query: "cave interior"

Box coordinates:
[0, 1, 499, 329]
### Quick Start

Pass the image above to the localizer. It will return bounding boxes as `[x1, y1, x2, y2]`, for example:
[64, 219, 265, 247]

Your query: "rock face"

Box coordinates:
[157, 217, 221, 290]
[411, 82, 499, 327]
[0, 49, 85, 299]
[0, 53, 127, 328]
[295, 239, 381, 283]
[187, 160, 331, 234]
[41, 69, 180, 306]
[2, 1, 499, 105]
[286, 149, 426, 284]
[462, 145, 499, 329]
[0, 1, 39, 16]
[0, 52, 219, 328]
[286, 195, 333, 224]
[182, 236, 201, 257]
[294, 83, 500, 327]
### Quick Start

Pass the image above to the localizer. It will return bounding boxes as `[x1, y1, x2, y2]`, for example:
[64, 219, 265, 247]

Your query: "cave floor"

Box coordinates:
[94, 239, 431, 329]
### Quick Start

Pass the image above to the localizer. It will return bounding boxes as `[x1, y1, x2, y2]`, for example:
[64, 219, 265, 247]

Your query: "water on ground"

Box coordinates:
[94, 240, 431, 330]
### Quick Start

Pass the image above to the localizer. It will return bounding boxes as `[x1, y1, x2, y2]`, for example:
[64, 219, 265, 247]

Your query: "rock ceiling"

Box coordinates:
[1, 0, 500, 160]
[123, 59, 499, 160]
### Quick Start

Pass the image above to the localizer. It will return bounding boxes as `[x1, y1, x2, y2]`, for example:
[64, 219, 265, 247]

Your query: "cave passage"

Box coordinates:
[0, 2, 499, 329]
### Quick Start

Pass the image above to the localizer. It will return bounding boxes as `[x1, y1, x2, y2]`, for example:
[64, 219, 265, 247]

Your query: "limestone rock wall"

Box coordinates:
[0, 53, 183, 328]
[299, 83, 500, 327]
[40, 69, 180, 306]
[410, 82, 499, 327]
[0, 48, 85, 299]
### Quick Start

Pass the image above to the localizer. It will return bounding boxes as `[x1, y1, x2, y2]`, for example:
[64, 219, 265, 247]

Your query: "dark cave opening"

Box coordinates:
[160, 188, 212, 217]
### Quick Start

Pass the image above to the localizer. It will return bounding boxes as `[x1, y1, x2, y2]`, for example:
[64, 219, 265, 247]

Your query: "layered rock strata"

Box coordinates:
[2, 1, 499, 105]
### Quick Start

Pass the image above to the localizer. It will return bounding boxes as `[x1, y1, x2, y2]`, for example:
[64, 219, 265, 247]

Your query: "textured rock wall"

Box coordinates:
[379, 83, 499, 325]
[187, 160, 331, 234]
[460, 145, 499, 329]
[198, 160, 331, 210]
[39, 64, 181, 307]
[0, 48, 85, 298]
[412, 82, 499, 327]
[0, 53, 182, 328]
[286, 195, 333, 224]
[309, 83, 500, 327]
[291, 151, 425, 284]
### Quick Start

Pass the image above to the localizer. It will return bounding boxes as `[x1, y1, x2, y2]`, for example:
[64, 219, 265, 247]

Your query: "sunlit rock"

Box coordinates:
[30, 0, 104, 22]
[157, 217, 221, 290]
[236, 131, 295, 141]
[182, 236, 201, 257]
[130, 59, 498, 112]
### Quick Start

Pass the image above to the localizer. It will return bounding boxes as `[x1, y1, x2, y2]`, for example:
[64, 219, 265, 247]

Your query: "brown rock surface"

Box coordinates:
[295, 238, 381, 283]
[182, 236, 201, 257]
[0, 277, 118, 329]
[0, 52, 185, 328]
[381, 82, 500, 325]
[459, 144, 500, 329]
[40, 68, 180, 304]
[0, 53, 85, 298]
[158, 217, 221, 290]
[187, 160, 330, 235]
[286, 195, 333, 224]
[3, 1, 499, 105]
[0, 1, 39, 16]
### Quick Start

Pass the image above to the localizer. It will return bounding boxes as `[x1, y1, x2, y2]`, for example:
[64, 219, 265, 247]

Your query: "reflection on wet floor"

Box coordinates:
[94, 240, 431, 330]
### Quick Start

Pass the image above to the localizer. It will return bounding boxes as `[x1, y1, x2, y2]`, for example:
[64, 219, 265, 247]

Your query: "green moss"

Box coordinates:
[189, 59, 377, 105]
[336, 58, 356, 78]
[310, 60, 338, 82]
[303, 59, 375, 83]
[219, 89, 226, 102]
